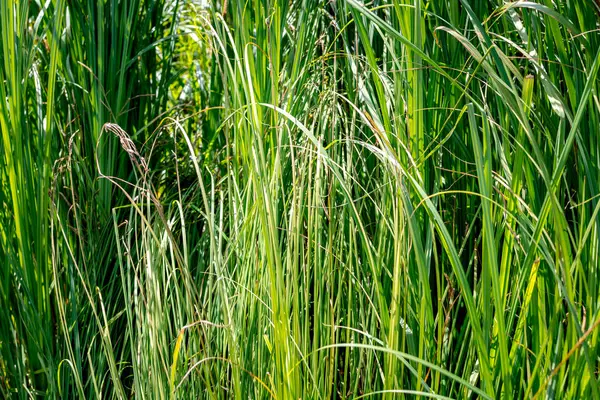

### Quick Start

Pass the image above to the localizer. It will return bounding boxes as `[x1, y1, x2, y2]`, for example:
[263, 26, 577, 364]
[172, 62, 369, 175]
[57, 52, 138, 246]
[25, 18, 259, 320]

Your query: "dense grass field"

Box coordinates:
[1, 0, 600, 398]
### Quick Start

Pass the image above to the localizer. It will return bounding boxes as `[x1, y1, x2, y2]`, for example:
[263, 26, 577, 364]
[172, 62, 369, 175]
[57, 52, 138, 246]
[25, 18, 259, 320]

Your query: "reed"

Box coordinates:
[1, 0, 599, 398]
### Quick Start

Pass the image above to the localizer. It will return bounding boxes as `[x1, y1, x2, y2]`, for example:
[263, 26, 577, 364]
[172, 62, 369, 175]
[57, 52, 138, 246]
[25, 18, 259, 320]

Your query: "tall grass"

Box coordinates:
[1, 0, 600, 398]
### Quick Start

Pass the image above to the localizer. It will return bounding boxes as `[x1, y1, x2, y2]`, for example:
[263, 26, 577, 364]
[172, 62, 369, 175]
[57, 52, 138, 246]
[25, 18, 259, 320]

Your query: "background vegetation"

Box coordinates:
[1, 0, 600, 398]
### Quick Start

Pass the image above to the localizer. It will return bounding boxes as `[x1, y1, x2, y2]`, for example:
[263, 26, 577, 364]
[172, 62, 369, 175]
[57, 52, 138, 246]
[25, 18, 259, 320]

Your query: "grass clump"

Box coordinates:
[1, 0, 600, 398]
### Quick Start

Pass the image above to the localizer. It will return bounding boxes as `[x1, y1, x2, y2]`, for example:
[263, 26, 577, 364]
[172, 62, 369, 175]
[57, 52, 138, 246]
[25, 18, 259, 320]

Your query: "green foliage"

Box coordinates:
[1, 0, 600, 398]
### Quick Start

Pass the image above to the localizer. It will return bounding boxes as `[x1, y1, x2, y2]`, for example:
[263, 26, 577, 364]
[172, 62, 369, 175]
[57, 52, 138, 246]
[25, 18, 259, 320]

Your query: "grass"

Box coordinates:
[1, 0, 600, 398]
